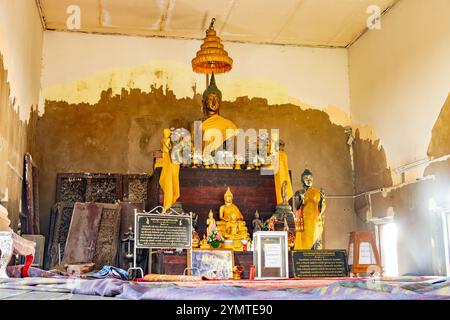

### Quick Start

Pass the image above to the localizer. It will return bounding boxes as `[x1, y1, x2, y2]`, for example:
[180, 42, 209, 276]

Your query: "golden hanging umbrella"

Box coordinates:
[192, 18, 233, 74]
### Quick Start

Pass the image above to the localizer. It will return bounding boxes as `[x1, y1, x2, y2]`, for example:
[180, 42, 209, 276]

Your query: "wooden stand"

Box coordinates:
[348, 231, 382, 276]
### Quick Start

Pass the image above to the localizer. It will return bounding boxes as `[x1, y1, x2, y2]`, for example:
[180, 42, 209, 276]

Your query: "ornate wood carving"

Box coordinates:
[62, 202, 102, 265]
[93, 203, 121, 268]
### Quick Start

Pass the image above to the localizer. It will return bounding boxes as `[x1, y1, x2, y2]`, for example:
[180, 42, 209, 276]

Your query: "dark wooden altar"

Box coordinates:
[148, 167, 278, 237]
[151, 251, 296, 279]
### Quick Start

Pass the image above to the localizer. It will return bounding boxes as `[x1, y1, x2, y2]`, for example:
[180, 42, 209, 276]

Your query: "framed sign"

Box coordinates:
[129, 208, 193, 279]
[291, 250, 349, 278]
[253, 231, 289, 279]
[191, 249, 234, 279]
[135, 213, 192, 249]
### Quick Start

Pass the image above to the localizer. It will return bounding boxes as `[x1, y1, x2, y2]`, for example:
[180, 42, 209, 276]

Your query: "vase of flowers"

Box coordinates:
[207, 229, 224, 249]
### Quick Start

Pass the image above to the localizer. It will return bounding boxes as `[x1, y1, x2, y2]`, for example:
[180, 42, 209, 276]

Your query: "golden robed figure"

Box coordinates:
[200, 73, 237, 153]
[273, 140, 293, 205]
[293, 169, 326, 250]
[216, 187, 250, 250]
[159, 128, 180, 211]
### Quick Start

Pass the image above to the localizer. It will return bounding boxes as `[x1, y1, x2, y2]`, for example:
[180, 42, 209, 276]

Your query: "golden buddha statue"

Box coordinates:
[216, 187, 249, 250]
[159, 128, 180, 211]
[293, 169, 326, 250]
[200, 235, 210, 249]
[200, 73, 237, 153]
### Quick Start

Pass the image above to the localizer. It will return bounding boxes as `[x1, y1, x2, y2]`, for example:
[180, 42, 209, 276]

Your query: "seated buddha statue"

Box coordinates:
[216, 187, 249, 249]
[224, 212, 241, 239]
[199, 73, 238, 154]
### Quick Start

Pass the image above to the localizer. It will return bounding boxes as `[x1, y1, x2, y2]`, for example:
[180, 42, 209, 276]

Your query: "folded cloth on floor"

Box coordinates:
[86, 266, 129, 281]
[6, 266, 67, 278]
[139, 274, 209, 282]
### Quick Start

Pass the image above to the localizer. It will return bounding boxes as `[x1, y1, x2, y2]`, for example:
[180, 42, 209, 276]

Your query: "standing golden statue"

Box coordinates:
[273, 139, 293, 205]
[206, 210, 218, 239]
[159, 128, 180, 211]
[216, 187, 250, 250]
[293, 169, 326, 250]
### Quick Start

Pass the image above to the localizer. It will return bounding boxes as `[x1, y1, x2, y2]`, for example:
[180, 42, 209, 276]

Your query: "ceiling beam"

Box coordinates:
[346, 0, 402, 48]
[35, 0, 47, 30]
[44, 27, 347, 49]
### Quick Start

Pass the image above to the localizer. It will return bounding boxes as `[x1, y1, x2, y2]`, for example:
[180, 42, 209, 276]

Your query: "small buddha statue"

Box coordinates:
[267, 215, 277, 231]
[252, 210, 263, 233]
[192, 231, 200, 248]
[219, 187, 244, 222]
[216, 187, 249, 250]
[206, 210, 218, 239]
[200, 235, 210, 249]
[225, 212, 240, 238]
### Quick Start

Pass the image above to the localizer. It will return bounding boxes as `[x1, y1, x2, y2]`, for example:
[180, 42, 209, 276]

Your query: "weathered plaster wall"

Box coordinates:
[0, 0, 43, 121]
[0, 0, 43, 230]
[41, 31, 351, 122]
[349, 0, 450, 275]
[349, 0, 450, 172]
[36, 89, 357, 250]
[37, 31, 356, 249]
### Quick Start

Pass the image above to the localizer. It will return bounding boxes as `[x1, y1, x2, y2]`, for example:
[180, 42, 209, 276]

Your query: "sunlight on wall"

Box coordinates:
[380, 222, 399, 276]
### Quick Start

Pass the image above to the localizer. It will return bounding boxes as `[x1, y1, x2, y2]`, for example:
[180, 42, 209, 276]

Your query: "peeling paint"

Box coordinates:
[42, 62, 287, 108]
[43, 62, 357, 128]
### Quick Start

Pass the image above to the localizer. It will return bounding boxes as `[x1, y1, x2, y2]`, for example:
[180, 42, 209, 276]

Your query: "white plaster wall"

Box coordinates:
[349, 0, 450, 169]
[41, 31, 350, 122]
[0, 0, 44, 120]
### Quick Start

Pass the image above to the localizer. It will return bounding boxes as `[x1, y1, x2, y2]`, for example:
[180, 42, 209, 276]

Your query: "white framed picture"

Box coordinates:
[253, 231, 289, 279]
[191, 249, 234, 279]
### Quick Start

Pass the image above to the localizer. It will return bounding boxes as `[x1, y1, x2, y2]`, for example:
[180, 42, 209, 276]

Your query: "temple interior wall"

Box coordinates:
[0, 0, 43, 230]
[37, 31, 356, 250]
[1, 0, 449, 276]
[348, 0, 450, 275]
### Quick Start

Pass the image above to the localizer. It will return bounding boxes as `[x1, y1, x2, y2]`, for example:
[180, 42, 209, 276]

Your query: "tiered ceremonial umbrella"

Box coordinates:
[192, 18, 233, 84]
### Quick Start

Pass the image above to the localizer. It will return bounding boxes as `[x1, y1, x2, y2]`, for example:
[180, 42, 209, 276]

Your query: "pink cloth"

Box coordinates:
[12, 233, 36, 256]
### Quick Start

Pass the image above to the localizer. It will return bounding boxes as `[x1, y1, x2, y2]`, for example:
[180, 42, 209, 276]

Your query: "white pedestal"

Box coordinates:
[0, 232, 13, 278]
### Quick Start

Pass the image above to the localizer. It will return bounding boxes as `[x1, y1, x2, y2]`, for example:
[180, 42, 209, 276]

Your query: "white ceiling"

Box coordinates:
[36, 0, 399, 48]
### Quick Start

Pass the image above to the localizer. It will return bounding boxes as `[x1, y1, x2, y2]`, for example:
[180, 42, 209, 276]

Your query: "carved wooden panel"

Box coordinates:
[45, 202, 74, 269]
[93, 203, 121, 268]
[56, 174, 88, 203]
[56, 173, 122, 204]
[122, 174, 148, 203]
[62, 202, 102, 265]
[86, 174, 122, 203]
[21, 153, 40, 234]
